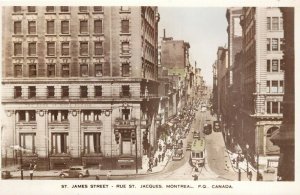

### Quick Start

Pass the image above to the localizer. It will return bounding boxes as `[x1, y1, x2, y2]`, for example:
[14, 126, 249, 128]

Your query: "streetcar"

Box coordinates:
[190, 138, 206, 167]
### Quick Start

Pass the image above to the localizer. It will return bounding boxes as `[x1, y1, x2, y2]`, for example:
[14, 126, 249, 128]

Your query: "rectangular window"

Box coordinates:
[280, 38, 284, 51]
[61, 86, 69, 98]
[279, 81, 284, 93]
[121, 42, 129, 54]
[94, 6, 103, 12]
[47, 20, 55, 34]
[47, 64, 55, 77]
[51, 133, 68, 154]
[280, 59, 284, 71]
[28, 110, 36, 121]
[267, 102, 271, 114]
[61, 64, 69, 77]
[27, 6, 36, 12]
[80, 20, 88, 34]
[80, 86, 88, 98]
[61, 110, 68, 121]
[79, 6, 88, 12]
[28, 86, 36, 98]
[95, 64, 103, 76]
[266, 81, 270, 93]
[80, 42, 88, 56]
[28, 42, 36, 56]
[94, 20, 103, 34]
[28, 21, 36, 34]
[94, 110, 101, 121]
[14, 21, 22, 34]
[94, 42, 103, 55]
[122, 109, 130, 120]
[80, 64, 88, 76]
[18, 111, 26, 121]
[14, 65, 22, 77]
[272, 17, 279, 30]
[267, 60, 271, 72]
[83, 110, 91, 121]
[122, 63, 130, 77]
[121, 20, 129, 33]
[20, 133, 36, 154]
[14, 43, 22, 56]
[271, 81, 278, 93]
[47, 42, 55, 56]
[29, 64, 37, 77]
[60, 6, 69, 12]
[280, 102, 283, 114]
[272, 38, 278, 51]
[121, 85, 130, 97]
[84, 133, 101, 154]
[61, 42, 69, 56]
[46, 6, 55, 12]
[272, 60, 279, 72]
[14, 86, 22, 98]
[272, 102, 279, 114]
[267, 17, 271, 30]
[47, 86, 55, 98]
[13, 6, 22, 12]
[280, 17, 283, 30]
[267, 38, 270, 51]
[61, 21, 69, 34]
[95, 86, 102, 97]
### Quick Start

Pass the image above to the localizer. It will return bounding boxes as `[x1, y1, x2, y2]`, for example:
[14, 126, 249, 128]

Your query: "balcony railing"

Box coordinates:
[114, 118, 136, 129]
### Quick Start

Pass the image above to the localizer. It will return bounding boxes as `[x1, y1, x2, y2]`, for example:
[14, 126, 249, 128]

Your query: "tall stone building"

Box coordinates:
[239, 7, 284, 167]
[1, 6, 160, 170]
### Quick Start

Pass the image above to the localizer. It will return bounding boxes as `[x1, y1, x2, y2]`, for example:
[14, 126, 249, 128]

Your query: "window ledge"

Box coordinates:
[78, 34, 90, 36]
[59, 34, 71, 36]
[92, 11, 104, 14]
[26, 13, 38, 15]
[120, 33, 131, 36]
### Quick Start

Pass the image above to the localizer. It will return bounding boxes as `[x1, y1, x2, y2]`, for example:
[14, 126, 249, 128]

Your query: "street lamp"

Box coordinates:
[237, 151, 241, 181]
[246, 144, 249, 175]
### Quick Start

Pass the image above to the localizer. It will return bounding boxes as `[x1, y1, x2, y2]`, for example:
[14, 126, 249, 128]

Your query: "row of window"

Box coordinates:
[19, 132, 103, 154]
[19, 131, 133, 155]
[266, 80, 284, 93]
[266, 101, 283, 114]
[14, 20, 104, 35]
[267, 59, 284, 72]
[14, 19, 129, 35]
[14, 41, 130, 56]
[13, 6, 104, 13]
[14, 63, 130, 78]
[14, 41, 106, 56]
[267, 38, 283, 51]
[14, 85, 131, 99]
[267, 17, 283, 31]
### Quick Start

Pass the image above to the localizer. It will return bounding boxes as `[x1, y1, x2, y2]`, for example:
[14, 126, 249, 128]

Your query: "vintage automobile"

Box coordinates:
[59, 166, 90, 178]
[172, 149, 184, 161]
[1, 171, 12, 179]
[203, 123, 212, 135]
[186, 141, 192, 151]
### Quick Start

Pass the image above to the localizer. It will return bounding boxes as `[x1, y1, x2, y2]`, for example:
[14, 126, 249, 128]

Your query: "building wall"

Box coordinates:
[1, 6, 159, 170]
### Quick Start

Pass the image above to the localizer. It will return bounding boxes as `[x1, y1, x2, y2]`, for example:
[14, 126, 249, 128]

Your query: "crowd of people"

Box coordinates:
[147, 101, 201, 172]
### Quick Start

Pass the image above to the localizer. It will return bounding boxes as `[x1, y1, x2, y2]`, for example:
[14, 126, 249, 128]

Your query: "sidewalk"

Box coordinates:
[8, 153, 171, 178]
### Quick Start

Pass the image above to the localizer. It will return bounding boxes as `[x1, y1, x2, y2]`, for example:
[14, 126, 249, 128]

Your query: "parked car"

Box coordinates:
[59, 166, 90, 178]
[203, 123, 212, 135]
[264, 167, 276, 174]
[1, 171, 12, 179]
[193, 131, 201, 139]
[172, 149, 184, 161]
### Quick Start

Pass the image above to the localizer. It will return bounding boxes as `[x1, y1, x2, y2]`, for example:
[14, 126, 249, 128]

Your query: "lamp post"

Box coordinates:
[237, 151, 241, 181]
[246, 144, 249, 175]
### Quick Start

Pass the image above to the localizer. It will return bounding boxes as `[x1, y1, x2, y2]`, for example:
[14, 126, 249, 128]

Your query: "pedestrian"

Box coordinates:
[258, 172, 263, 181]
[155, 157, 158, 166]
[162, 152, 165, 162]
[248, 171, 253, 181]
[158, 153, 161, 163]
[192, 174, 198, 181]
[29, 163, 35, 180]
[148, 159, 152, 172]
[106, 171, 111, 180]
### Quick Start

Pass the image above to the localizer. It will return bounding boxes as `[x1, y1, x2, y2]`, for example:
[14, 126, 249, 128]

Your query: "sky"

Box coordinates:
[158, 7, 228, 87]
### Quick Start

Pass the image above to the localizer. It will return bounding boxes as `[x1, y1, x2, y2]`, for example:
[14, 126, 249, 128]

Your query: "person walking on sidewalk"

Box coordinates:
[162, 152, 165, 162]
[106, 171, 111, 180]
[248, 171, 253, 181]
[29, 162, 36, 180]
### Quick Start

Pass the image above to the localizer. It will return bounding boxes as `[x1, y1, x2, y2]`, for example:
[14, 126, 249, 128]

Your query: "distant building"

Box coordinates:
[1, 6, 160, 170]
